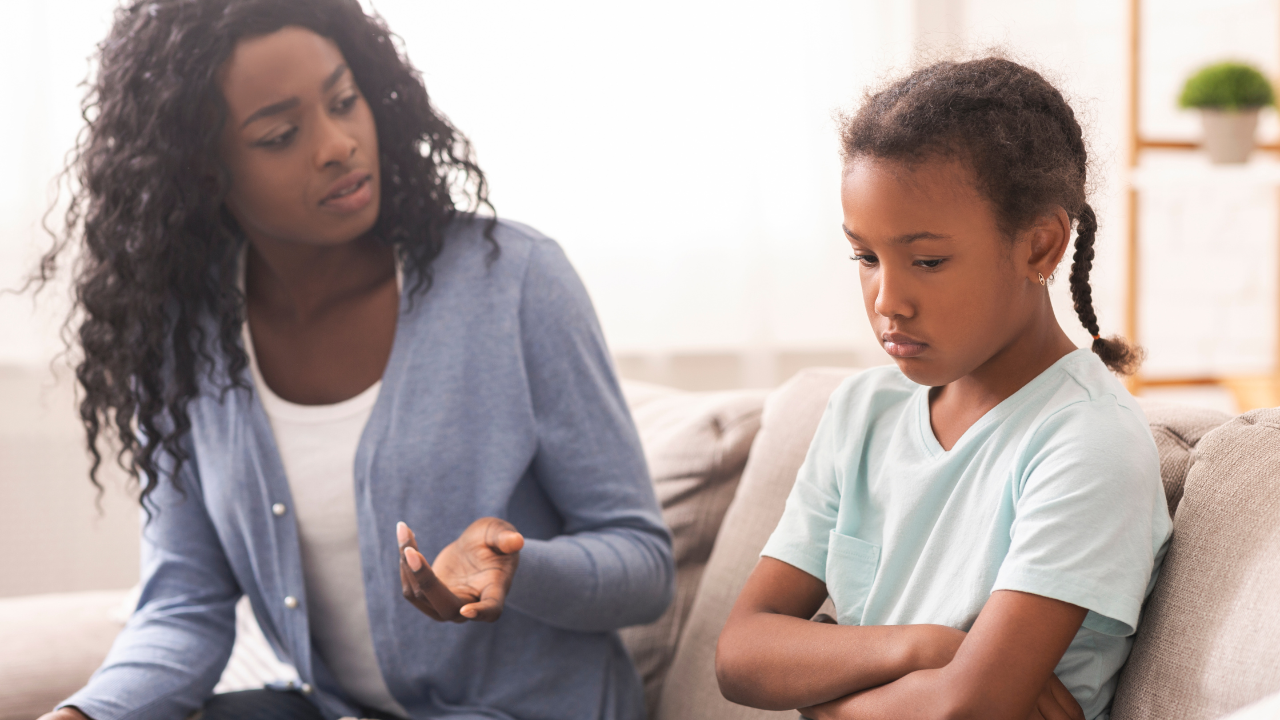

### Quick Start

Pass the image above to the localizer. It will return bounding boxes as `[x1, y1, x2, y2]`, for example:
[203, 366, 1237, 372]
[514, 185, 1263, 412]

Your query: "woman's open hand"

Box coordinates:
[397, 518, 524, 623]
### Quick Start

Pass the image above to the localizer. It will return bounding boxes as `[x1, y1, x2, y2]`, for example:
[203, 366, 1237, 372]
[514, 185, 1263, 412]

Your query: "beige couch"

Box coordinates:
[2, 368, 1278, 720]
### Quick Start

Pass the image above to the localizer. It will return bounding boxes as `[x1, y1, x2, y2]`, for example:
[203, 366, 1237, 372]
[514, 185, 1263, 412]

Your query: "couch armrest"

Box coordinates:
[0, 590, 129, 720]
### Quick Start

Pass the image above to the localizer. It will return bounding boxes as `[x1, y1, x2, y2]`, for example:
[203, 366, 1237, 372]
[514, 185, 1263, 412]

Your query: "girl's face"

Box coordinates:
[841, 156, 1048, 387]
[218, 26, 380, 249]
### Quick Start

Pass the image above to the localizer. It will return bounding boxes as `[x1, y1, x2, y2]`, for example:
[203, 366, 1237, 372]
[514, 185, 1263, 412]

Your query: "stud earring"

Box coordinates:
[1038, 273, 1046, 286]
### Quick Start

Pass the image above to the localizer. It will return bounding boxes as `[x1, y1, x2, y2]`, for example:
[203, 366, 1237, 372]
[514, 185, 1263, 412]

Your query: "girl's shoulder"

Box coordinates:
[1036, 350, 1151, 436]
[822, 365, 920, 434]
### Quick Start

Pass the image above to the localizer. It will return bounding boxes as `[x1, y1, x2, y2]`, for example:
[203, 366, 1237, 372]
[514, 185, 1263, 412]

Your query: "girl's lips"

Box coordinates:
[320, 174, 374, 214]
[882, 334, 928, 358]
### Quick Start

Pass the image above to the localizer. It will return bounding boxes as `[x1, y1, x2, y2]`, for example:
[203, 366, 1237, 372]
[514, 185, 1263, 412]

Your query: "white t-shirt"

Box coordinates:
[242, 262, 409, 719]
[762, 349, 1172, 720]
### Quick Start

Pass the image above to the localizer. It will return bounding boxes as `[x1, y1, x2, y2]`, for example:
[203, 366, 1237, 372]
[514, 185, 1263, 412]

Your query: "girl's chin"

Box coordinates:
[893, 358, 955, 388]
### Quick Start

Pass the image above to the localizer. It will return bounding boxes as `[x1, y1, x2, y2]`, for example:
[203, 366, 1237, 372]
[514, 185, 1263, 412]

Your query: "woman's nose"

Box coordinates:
[314, 115, 358, 169]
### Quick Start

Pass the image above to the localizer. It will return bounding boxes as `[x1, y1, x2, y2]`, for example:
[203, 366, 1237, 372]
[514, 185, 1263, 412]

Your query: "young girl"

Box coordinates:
[716, 58, 1171, 720]
[37, 1, 672, 719]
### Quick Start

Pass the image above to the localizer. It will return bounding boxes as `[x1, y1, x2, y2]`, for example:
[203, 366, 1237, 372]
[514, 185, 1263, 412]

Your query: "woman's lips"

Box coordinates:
[320, 172, 374, 214]
[882, 333, 928, 358]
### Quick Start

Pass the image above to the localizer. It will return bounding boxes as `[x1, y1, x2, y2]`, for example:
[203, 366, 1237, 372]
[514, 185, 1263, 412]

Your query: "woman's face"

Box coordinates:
[218, 26, 380, 249]
[841, 156, 1042, 387]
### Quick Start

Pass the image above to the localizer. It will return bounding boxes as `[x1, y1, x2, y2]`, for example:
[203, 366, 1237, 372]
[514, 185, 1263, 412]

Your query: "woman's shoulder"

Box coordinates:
[425, 215, 576, 295]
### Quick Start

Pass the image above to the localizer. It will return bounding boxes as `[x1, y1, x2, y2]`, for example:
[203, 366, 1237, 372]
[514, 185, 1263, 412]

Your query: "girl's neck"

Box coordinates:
[928, 308, 1077, 450]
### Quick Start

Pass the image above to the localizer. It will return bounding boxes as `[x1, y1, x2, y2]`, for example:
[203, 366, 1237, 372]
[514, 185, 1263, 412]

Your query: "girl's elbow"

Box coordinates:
[714, 621, 785, 710]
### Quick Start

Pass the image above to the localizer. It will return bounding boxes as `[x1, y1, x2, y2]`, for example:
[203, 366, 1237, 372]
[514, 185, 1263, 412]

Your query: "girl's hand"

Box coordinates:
[1026, 673, 1085, 720]
[397, 518, 524, 622]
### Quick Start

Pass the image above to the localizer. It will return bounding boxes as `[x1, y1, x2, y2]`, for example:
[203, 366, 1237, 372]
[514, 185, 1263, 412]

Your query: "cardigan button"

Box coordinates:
[300, 683, 313, 695]
[284, 596, 298, 609]
[272, 503, 287, 516]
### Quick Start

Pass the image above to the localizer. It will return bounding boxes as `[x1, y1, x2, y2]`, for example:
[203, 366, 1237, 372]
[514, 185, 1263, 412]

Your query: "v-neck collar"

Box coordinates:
[915, 348, 1090, 457]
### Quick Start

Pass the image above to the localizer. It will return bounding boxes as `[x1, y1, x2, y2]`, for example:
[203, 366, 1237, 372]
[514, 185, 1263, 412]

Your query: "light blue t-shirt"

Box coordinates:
[761, 349, 1172, 720]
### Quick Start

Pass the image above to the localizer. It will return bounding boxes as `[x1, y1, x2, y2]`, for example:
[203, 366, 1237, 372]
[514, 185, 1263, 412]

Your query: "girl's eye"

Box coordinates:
[254, 127, 298, 149]
[915, 258, 947, 269]
[850, 254, 878, 267]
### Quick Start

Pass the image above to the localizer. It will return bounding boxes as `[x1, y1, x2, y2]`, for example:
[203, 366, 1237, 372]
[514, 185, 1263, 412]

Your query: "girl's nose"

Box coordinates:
[873, 265, 914, 320]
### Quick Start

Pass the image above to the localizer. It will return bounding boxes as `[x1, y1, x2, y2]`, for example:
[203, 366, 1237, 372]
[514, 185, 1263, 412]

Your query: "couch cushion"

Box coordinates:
[1137, 399, 1232, 516]
[0, 590, 130, 720]
[1112, 408, 1280, 719]
[618, 380, 768, 718]
[655, 368, 856, 720]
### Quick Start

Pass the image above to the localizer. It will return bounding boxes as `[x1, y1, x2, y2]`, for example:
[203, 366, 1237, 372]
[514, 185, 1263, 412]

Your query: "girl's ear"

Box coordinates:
[1021, 206, 1072, 284]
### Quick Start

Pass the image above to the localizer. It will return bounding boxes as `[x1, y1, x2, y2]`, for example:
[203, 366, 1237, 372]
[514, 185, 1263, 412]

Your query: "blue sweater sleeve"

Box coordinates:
[504, 238, 675, 632]
[62, 444, 240, 720]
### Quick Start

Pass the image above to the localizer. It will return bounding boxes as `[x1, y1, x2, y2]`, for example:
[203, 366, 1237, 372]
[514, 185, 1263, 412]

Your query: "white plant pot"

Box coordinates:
[1200, 108, 1260, 164]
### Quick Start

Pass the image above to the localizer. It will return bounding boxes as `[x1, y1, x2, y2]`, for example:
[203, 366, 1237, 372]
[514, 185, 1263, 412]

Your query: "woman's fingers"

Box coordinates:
[482, 520, 524, 555]
[404, 546, 465, 620]
[399, 549, 444, 621]
[459, 580, 509, 622]
[397, 521, 463, 621]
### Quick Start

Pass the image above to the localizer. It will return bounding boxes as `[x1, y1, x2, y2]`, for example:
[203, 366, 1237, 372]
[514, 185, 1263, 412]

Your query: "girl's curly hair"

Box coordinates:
[38, 0, 494, 509]
[840, 57, 1142, 375]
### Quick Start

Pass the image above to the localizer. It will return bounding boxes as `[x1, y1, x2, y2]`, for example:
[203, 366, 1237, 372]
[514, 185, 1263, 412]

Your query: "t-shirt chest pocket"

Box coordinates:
[825, 530, 881, 626]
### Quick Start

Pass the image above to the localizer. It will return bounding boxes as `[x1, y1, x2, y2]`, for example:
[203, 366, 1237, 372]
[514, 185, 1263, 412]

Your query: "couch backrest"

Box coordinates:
[656, 368, 854, 720]
[618, 380, 769, 718]
[1138, 399, 1234, 516]
[1112, 407, 1280, 719]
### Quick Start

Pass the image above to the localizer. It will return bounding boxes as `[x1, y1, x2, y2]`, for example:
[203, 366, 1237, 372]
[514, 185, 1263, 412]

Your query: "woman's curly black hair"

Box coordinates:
[840, 56, 1143, 375]
[38, 0, 494, 509]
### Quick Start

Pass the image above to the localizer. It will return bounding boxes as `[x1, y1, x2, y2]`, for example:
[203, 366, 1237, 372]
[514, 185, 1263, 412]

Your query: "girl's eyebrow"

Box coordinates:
[841, 225, 952, 244]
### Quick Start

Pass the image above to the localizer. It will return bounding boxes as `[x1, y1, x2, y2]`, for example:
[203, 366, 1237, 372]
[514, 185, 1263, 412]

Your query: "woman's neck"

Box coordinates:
[245, 234, 395, 324]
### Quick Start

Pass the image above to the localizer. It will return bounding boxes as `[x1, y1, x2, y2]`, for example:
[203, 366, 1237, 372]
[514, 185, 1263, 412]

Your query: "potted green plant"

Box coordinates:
[1179, 61, 1275, 163]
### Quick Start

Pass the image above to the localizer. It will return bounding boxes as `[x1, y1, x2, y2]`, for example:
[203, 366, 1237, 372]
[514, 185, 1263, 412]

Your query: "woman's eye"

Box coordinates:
[255, 127, 297, 148]
[915, 258, 946, 269]
[850, 254, 878, 267]
[334, 94, 359, 113]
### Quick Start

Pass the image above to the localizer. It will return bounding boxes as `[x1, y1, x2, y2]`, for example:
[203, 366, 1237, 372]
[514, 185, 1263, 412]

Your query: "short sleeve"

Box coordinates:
[760, 389, 847, 583]
[993, 397, 1172, 636]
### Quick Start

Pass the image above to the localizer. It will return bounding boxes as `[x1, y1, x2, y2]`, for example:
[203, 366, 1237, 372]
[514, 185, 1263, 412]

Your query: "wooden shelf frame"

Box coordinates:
[1125, 0, 1280, 411]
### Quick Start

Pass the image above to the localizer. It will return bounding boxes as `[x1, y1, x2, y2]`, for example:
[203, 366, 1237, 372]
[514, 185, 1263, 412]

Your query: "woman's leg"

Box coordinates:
[197, 689, 325, 720]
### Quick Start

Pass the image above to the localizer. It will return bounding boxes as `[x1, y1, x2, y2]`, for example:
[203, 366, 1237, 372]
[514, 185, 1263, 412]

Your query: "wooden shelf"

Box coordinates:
[1125, 0, 1280, 411]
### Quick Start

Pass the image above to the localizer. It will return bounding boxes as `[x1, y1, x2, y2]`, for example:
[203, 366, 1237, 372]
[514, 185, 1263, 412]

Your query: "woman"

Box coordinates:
[38, 1, 673, 719]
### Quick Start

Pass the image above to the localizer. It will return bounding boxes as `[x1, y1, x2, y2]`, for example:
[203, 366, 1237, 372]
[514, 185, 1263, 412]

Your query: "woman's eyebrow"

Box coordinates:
[242, 97, 300, 128]
[321, 64, 347, 92]
[239, 65, 349, 128]
[842, 226, 952, 244]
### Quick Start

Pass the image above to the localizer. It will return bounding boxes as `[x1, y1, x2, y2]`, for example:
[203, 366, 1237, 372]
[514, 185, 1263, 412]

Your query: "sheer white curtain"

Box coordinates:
[7, 1, 1262, 384]
[0, 0, 912, 372]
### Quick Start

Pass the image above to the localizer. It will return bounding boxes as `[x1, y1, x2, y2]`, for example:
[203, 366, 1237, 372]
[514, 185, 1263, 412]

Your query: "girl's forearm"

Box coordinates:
[716, 612, 961, 711]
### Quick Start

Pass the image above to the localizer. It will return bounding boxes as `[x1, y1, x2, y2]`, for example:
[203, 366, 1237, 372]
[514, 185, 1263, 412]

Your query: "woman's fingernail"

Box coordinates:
[405, 548, 422, 571]
[396, 522, 409, 544]
[461, 606, 476, 618]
